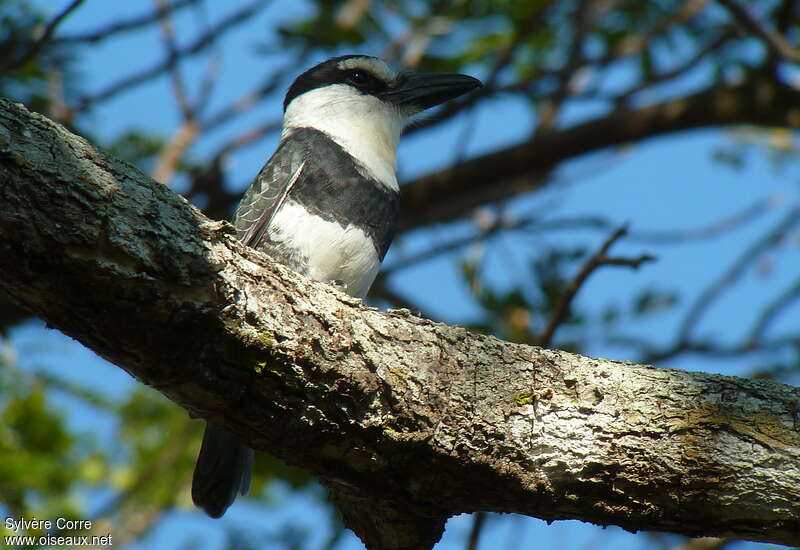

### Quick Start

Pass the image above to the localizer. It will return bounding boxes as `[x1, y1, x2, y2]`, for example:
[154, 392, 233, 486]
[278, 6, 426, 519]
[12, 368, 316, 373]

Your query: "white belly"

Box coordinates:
[268, 201, 380, 298]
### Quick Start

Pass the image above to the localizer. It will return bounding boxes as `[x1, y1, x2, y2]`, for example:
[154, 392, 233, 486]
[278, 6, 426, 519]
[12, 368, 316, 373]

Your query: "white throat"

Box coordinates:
[282, 85, 404, 191]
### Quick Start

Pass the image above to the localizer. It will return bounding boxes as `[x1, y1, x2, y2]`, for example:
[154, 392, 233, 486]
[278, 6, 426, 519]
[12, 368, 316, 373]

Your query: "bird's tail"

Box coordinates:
[192, 422, 254, 518]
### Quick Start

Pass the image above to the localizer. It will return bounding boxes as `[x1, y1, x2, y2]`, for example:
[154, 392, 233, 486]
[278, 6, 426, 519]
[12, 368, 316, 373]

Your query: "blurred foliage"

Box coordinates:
[0, 351, 95, 539]
[106, 130, 167, 172]
[0, 0, 82, 125]
[0, 347, 314, 547]
[715, 126, 800, 175]
[461, 247, 590, 348]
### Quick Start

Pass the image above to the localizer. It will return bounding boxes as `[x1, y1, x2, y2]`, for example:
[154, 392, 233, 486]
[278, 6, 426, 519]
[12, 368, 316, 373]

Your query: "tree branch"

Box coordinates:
[718, 0, 800, 64]
[1, 98, 799, 550]
[53, 0, 200, 45]
[74, 0, 271, 111]
[536, 226, 655, 348]
[399, 77, 800, 232]
[677, 205, 800, 347]
[0, 0, 86, 74]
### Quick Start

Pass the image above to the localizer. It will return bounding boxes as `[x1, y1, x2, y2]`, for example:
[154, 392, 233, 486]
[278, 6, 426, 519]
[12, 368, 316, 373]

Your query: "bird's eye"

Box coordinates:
[347, 70, 369, 86]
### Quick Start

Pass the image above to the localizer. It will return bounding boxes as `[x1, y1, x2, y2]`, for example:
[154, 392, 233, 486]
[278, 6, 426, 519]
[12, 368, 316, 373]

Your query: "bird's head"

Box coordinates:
[281, 55, 481, 187]
[283, 54, 481, 115]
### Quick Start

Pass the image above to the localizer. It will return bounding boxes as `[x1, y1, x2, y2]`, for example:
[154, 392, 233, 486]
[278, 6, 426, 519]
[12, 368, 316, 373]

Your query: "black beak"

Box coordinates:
[379, 70, 482, 111]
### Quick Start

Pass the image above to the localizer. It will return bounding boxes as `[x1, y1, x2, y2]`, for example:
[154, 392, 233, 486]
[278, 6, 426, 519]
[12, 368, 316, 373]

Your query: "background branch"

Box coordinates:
[399, 77, 800, 232]
[53, 0, 200, 44]
[536, 226, 655, 347]
[0, 0, 85, 74]
[74, 0, 271, 111]
[718, 0, 800, 64]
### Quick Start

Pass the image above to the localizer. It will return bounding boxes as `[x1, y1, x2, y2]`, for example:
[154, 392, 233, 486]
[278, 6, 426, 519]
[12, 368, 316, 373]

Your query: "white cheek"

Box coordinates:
[282, 85, 404, 191]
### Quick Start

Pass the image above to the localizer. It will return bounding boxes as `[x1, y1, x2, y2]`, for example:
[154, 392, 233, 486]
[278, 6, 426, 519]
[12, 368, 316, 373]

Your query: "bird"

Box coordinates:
[191, 54, 481, 519]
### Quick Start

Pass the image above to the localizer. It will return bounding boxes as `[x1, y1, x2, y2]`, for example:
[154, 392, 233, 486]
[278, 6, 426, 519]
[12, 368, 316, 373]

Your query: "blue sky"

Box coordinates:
[10, 1, 800, 549]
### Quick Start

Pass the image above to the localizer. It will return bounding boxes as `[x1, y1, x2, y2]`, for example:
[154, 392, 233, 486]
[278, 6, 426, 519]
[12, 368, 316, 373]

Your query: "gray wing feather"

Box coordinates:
[233, 136, 307, 248]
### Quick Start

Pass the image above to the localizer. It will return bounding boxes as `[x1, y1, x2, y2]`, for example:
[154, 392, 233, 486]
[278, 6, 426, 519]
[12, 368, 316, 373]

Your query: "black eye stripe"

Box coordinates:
[342, 69, 387, 94]
[283, 55, 392, 111]
[349, 70, 365, 80]
[346, 70, 374, 85]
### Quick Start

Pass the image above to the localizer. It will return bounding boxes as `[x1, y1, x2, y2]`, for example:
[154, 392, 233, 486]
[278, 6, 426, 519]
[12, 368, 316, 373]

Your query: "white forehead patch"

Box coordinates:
[337, 57, 395, 83]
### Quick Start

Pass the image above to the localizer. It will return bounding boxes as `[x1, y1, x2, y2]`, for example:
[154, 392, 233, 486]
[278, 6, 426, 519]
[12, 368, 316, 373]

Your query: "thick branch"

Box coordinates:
[1, 98, 799, 549]
[400, 77, 800, 231]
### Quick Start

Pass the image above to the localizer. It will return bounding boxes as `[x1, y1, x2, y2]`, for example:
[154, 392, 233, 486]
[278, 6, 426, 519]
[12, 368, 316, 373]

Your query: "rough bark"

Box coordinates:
[2, 76, 799, 330]
[1, 98, 798, 549]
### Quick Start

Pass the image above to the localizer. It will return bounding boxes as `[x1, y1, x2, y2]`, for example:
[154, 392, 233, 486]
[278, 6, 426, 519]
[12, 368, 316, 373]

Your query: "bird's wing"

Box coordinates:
[233, 136, 307, 248]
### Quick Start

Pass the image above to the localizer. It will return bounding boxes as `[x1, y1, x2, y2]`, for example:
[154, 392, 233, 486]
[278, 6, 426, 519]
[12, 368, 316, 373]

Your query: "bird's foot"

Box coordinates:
[331, 280, 349, 293]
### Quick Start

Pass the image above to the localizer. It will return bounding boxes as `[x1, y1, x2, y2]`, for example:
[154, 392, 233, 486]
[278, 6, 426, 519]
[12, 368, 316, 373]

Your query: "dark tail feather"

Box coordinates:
[192, 422, 254, 518]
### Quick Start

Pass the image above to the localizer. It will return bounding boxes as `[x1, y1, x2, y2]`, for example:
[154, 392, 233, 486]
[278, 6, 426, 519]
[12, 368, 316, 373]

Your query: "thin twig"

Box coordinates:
[185, 1, 223, 118]
[748, 277, 800, 347]
[202, 76, 285, 130]
[194, 54, 222, 118]
[75, 0, 271, 111]
[0, 0, 86, 74]
[536, 226, 655, 348]
[483, 1, 556, 89]
[152, 121, 200, 185]
[611, 0, 711, 59]
[210, 119, 282, 162]
[54, 0, 200, 44]
[616, 29, 734, 106]
[535, 0, 594, 134]
[398, 2, 557, 137]
[383, 218, 504, 276]
[151, 0, 200, 184]
[384, 196, 769, 277]
[635, 205, 800, 364]
[465, 512, 487, 550]
[718, 0, 800, 64]
[621, 330, 800, 364]
[201, 48, 312, 132]
[405, 0, 711, 138]
[623, 197, 775, 244]
[676, 204, 800, 344]
[155, 0, 193, 119]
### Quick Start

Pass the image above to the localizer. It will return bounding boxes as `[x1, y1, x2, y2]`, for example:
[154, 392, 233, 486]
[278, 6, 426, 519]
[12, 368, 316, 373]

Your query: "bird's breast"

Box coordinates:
[265, 201, 382, 298]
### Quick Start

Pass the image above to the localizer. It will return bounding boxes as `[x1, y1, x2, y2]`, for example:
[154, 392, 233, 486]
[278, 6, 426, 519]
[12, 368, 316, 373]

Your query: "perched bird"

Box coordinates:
[191, 54, 481, 518]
